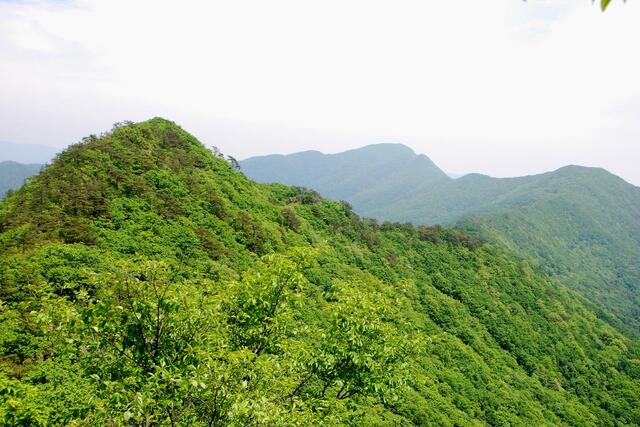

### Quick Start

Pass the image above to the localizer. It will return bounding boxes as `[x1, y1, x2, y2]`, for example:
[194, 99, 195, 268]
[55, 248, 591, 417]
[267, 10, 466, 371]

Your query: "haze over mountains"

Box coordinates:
[242, 144, 640, 337]
[243, 144, 448, 215]
[1, 0, 639, 423]
[0, 141, 59, 164]
[1, 119, 639, 425]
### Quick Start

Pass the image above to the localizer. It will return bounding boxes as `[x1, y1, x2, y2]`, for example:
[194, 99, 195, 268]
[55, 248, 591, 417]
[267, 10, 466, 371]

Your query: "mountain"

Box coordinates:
[242, 144, 449, 214]
[0, 161, 43, 198]
[1, 119, 639, 425]
[242, 146, 640, 338]
[0, 141, 60, 164]
[454, 166, 640, 337]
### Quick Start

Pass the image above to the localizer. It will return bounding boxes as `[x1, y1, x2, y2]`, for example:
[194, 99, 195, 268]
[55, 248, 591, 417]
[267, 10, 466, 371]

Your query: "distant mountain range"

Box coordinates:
[2, 119, 639, 424]
[242, 144, 640, 337]
[0, 141, 57, 199]
[242, 144, 448, 215]
[0, 161, 44, 198]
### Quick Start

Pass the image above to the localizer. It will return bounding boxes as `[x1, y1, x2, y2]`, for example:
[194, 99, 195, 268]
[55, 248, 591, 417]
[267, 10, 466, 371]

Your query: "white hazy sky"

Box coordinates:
[1, 0, 639, 184]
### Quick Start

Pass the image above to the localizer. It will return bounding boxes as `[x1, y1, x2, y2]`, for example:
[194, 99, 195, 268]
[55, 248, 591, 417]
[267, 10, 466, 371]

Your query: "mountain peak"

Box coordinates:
[341, 142, 416, 155]
[241, 143, 449, 214]
[554, 164, 611, 176]
[0, 118, 237, 246]
[2, 119, 639, 425]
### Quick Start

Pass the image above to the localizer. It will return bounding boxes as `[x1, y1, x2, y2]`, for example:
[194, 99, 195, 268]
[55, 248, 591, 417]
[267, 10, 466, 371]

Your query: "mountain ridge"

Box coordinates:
[241, 144, 640, 338]
[242, 143, 448, 215]
[2, 119, 639, 424]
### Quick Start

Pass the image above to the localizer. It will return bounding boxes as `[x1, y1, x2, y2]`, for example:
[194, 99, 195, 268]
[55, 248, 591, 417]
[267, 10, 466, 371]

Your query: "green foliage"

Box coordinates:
[309, 282, 413, 403]
[0, 119, 639, 425]
[454, 168, 640, 338]
[225, 251, 308, 354]
[242, 146, 640, 340]
[281, 207, 301, 231]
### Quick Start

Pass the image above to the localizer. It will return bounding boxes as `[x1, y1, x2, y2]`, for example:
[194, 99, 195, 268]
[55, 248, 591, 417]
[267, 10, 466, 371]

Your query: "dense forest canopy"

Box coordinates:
[0, 119, 639, 425]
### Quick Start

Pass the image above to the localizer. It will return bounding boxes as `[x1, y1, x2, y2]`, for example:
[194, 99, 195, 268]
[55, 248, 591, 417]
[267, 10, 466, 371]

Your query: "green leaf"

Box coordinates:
[601, 0, 612, 10]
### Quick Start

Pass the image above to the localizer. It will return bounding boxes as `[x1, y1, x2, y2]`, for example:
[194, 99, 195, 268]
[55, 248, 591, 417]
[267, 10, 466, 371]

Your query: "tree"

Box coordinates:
[224, 252, 307, 355]
[227, 155, 241, 171]
[282, 207, 301, 231]
[307, 282, 412, 404]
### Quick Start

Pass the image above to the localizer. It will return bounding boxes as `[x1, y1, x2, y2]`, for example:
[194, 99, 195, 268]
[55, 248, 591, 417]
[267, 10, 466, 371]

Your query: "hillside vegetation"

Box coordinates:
[1, 120, 639, 425]
[242, 145, 640, 338]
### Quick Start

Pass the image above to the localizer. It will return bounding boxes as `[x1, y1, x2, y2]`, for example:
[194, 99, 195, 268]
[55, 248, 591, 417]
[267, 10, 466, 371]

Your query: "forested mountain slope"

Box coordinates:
[456, 167, 640, 337]
[0, 161, 43, 199]
[242, 146, 640, 338]
[1, 120, 639, 425]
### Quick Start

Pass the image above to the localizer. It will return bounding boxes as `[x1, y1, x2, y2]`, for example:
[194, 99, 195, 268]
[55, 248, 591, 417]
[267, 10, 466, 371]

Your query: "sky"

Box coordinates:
[0, 0, 639, 184]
